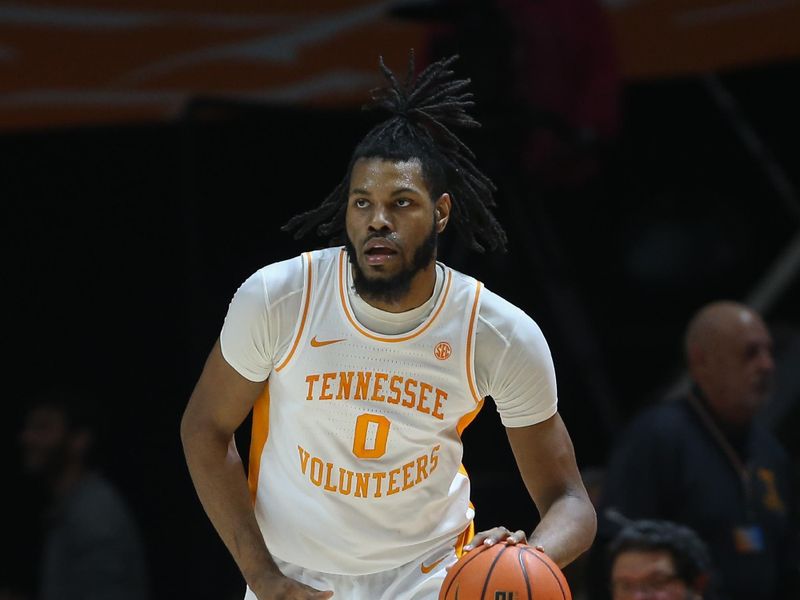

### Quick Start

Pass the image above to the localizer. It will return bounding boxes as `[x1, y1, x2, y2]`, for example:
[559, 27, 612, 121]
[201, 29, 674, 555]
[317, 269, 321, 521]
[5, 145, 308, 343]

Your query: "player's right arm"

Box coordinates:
[181, 340, 333, 599]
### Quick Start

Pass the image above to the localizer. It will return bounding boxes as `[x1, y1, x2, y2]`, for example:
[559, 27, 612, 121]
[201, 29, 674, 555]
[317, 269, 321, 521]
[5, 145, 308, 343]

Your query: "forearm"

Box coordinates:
[181, 424, 279, 591]
[528, 491, 597, 568]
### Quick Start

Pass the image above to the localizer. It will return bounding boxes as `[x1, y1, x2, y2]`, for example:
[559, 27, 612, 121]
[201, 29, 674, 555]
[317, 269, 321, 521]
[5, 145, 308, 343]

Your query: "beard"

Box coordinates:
[345, 222, 437, 305]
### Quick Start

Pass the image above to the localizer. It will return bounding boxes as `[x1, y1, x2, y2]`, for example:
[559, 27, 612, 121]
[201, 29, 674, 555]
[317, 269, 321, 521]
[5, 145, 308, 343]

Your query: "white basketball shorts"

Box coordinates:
[244, 538, 459, 600]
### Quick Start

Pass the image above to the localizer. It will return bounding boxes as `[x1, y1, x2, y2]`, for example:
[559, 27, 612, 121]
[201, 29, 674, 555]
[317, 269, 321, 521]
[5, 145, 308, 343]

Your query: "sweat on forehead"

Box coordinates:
[349, 158, 432, 197]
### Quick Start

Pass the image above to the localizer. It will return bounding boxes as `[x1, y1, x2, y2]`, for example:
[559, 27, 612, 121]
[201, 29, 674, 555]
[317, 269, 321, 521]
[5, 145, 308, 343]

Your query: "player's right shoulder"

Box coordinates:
[243, 253, 308, 304]
[237, 247, 340, 309]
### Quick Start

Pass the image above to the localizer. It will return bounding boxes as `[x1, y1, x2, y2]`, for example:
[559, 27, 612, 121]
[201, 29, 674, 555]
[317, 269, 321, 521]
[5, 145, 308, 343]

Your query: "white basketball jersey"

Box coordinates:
[247, 247, 485, 575]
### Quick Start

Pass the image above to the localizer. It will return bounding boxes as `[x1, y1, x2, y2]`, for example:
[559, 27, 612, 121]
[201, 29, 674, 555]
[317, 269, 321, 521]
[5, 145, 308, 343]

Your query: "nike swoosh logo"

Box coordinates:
[310, 336, 345, 348]
[420, 556, 446, 574]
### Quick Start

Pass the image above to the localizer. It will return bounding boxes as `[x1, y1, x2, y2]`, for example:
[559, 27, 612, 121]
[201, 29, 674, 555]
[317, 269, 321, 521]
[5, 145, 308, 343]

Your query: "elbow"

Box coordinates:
[564, 488, 598, 557]
[584, 502, 598, 552]
[573, 492, 598, 557]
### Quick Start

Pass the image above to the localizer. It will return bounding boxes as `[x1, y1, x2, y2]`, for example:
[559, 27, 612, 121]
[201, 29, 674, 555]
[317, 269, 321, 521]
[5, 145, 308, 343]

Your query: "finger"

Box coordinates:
[464, 526, 511, 551]
[503, 530, 528, 545]
[463, 528, 496, 551]
[304, 588, 333, 599]
[305, 584, 334, 599]
[297, 581, 334, 599]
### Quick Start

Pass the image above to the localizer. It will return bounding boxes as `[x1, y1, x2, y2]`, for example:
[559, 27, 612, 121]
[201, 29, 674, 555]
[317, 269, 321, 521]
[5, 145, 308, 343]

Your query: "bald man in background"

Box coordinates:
[587, 301, 798, 600]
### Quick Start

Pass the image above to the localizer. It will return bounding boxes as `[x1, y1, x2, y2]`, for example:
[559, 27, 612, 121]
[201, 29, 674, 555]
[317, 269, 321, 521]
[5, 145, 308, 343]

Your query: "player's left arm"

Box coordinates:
[466, 414, 596, 568]
[467, 294, 597, 567]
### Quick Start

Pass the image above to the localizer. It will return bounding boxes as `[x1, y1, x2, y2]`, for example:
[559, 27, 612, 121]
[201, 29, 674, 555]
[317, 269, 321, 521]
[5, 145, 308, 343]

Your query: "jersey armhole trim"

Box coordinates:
[247, 383, 271, 504]
[275, 252, 313, 372]
[465, 280, 483, 404]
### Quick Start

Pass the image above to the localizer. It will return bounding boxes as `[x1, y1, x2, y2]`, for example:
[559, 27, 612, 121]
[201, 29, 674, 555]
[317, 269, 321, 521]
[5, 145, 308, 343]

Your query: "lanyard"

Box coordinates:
[687, 392, 756, 521]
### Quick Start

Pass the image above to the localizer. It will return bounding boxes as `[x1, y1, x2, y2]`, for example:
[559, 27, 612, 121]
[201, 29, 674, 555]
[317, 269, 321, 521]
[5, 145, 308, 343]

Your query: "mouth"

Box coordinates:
[363, 238, 399, 266]
[753, 377, 772, 394]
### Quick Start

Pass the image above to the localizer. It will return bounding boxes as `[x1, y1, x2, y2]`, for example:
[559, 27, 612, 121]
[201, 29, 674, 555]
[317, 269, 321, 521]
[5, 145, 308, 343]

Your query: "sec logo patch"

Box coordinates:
[434, 341, 452, 360]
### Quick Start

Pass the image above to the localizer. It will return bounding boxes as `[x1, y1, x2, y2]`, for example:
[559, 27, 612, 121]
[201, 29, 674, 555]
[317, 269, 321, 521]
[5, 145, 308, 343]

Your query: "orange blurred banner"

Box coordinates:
[1, 1, 799, 131]
[0, 0, 430, 130]
[603, 0, 800, 79]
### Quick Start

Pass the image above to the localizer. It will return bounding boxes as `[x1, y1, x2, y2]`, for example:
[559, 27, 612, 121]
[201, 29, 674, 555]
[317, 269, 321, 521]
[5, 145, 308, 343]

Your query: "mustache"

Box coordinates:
[365, 231, 399, 243]
[362, 231, 400, 246]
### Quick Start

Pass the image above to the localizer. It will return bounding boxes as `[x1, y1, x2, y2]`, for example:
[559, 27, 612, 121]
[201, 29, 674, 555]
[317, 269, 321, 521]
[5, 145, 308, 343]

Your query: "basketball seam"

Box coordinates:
[480, 545, 510, 600]
[442, 546, 489, 599]
[518, 549, 533, 600]
[520, 547, 568, 600]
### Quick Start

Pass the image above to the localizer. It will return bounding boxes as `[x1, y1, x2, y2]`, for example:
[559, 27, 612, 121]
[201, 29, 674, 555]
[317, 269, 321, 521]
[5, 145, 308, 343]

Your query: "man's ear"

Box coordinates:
[69, 428, 93, 459]
[435, 193, 451, 233]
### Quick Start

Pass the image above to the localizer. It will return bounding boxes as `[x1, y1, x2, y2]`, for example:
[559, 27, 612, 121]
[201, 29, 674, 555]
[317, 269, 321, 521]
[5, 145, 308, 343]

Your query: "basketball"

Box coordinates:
[439, 542, 572, 600]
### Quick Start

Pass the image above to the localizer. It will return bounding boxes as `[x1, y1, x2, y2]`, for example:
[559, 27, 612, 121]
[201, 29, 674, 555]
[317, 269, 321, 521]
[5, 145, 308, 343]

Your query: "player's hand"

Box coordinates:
[252, 572, 334, 599]
[463, 526, 538, 552]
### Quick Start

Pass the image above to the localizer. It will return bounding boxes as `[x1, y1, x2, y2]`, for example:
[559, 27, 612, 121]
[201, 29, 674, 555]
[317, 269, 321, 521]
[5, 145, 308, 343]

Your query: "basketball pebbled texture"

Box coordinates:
[438, 541, 572, 600]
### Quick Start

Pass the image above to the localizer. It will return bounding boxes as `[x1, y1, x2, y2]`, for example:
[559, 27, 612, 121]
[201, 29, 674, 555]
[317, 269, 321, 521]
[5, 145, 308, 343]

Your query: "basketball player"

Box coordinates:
[181, 54, 596, 600]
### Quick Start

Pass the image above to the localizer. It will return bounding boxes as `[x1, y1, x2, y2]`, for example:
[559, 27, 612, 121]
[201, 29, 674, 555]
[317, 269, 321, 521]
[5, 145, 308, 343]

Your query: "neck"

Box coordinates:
[691, 384, 751, 439]
[50, 462, 87, 500]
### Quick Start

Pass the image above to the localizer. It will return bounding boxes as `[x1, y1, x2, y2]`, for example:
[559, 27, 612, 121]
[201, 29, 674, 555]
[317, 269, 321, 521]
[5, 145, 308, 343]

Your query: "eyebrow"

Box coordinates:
[349, 187, 422, 196]
[391, 187, 421, 196]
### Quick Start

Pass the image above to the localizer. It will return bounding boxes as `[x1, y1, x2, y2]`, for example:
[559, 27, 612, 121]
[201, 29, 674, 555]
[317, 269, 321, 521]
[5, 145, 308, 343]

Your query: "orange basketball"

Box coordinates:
[439, 541, 572, 600]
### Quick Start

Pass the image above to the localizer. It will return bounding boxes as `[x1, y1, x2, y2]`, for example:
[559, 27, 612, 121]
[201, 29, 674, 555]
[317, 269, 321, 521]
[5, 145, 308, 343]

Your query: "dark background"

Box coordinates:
[3, 31, 799, 600]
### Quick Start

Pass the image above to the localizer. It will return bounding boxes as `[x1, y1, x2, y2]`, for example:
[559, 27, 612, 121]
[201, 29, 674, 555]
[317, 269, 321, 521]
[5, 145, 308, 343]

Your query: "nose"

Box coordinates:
[758, 347, 775, 374]
[367, 204, 393, 232]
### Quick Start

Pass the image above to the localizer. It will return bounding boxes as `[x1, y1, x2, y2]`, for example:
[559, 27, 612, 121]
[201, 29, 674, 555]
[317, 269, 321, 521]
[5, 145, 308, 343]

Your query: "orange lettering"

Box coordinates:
[388, 375, 403, 404]
[372, 471, 386, 497]
[432, 388, 446, 420]
[403, 378, 418, 408]
[355, 371, 373, 400]
[338, 468, 353, 495]
[352, 413, 391, 459]
[402, 460, 415, 491]
[387, 467, 401, 495]
[323, 462, 337, 492]
[310, 457, 324, 486]
[430, 445, 440, 473]
[371, 372, 388, 402]
[354, 472, 370, 498]
[320, 372, 336, 400]
[305, 374, 320, 400]
[298, 446, 311, 475]
[415, 454, 429, 484]
[417, 382, 433, 414]
[336, 371, 354, 400]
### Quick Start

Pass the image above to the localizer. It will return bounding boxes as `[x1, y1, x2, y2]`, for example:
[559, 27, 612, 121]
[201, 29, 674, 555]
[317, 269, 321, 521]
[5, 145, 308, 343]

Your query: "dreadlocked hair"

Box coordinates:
[281, 51, 507, 253]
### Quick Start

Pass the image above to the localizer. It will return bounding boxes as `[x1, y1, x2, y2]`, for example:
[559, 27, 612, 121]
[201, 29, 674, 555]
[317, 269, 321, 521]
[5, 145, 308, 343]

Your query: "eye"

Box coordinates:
[396, 198, 412, 207]
[353, 198, 370, 208]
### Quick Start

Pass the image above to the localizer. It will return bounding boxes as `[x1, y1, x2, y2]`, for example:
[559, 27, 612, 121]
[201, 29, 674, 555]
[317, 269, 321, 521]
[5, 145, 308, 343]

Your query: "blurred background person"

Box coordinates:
[608, 518, 712, 600]
[588, 300, 798, 600]
[18, 387, 150, 600]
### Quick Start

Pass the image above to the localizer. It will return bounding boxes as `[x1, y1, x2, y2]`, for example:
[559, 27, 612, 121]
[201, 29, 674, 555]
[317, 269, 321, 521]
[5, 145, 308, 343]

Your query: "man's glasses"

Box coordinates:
[611, 574, 683, 597]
